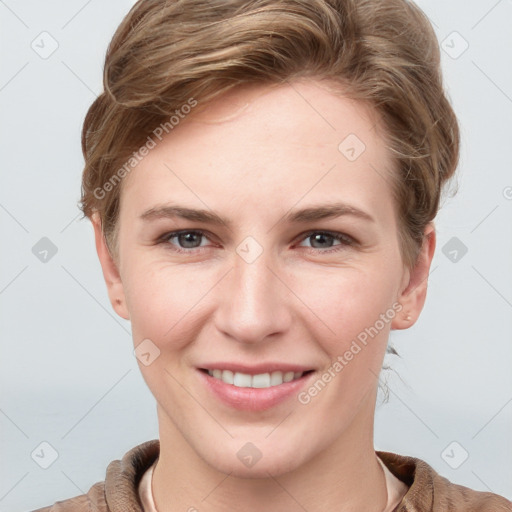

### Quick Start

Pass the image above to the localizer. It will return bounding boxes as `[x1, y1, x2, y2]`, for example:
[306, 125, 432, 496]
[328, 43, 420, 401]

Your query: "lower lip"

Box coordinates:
[197, 369, 315, 411]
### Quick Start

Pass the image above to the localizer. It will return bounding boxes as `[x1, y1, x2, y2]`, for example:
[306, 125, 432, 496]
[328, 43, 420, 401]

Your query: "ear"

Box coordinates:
[91, 213, 130, 320]
[391, 223, 436, 330]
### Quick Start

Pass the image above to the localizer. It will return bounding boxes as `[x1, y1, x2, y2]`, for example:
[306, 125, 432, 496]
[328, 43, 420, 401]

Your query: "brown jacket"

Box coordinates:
[31, 439, 512, 512]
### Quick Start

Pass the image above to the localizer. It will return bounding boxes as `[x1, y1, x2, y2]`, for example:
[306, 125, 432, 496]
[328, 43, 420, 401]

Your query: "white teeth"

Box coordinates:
[270, 371, 284, 386]
[207, 369, 305, 388]
[284, 371, 295, 383]
[222, 369, 234, 384]
[233, 372, 252, 387]
[252, 373, 270, 388]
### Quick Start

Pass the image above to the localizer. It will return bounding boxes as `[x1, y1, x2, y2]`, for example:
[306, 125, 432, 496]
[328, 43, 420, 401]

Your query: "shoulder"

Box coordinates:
[29, 439, 160, 512]
[377, 450, 512, 512]
[29, 481, 106, 512]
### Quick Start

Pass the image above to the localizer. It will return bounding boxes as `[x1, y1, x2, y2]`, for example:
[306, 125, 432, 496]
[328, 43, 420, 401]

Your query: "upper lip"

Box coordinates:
[198, 362, 315, 375]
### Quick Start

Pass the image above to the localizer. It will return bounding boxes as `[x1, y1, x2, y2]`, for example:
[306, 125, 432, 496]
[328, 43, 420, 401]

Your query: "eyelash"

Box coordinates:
[158, 229, 357, 254]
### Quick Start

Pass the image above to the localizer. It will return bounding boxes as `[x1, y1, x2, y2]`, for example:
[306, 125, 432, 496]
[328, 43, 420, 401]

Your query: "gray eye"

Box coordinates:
[160, 230, 213, 253]
[176, 232, 204, 248]
[307, 233, 337, 248]
[304, 232, 336, 249]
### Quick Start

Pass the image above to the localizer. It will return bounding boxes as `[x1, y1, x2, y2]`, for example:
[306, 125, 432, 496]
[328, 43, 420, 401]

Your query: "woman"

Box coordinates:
[32, 0, 512, 510]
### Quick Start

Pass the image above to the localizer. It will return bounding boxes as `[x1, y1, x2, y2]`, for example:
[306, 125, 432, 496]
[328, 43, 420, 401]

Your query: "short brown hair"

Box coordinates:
[80, 0, 459, 269]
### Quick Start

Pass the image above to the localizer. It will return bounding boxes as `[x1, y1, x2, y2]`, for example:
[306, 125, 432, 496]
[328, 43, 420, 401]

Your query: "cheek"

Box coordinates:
[290, 263, 400, 346]
[290, 267, 400, 431]
[123, 258, 215, 348]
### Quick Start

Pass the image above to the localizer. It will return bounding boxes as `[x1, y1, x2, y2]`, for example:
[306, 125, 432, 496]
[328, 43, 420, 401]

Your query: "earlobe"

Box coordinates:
[391, 223, 436, 330]
[91, 213, 130, 320]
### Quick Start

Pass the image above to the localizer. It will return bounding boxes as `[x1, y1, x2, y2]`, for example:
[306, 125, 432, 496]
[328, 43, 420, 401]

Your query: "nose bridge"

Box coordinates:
[235, 251, 272, 306]
[215, 247, 291, 343]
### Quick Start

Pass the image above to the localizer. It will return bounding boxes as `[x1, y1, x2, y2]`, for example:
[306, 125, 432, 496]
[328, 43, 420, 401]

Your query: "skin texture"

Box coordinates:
[92, 79, 435, 511]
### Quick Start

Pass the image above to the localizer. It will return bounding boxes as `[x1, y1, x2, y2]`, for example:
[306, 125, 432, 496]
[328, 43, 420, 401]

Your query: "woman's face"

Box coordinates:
[94, 80, 433, 477]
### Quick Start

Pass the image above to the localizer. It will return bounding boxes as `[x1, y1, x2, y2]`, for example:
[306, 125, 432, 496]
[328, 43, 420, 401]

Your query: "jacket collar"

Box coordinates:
[95, 439, 509, 512]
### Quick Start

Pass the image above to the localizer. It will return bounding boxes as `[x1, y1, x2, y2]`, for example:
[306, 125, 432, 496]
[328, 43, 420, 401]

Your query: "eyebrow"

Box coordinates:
[139, 202, 375, 227]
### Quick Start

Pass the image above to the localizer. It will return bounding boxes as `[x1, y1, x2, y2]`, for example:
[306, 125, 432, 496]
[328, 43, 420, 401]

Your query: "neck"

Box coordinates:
[152, 389, 387, 512]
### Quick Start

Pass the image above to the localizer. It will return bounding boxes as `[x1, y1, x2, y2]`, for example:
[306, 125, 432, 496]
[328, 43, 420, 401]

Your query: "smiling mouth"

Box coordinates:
[199, 368, 315, 388]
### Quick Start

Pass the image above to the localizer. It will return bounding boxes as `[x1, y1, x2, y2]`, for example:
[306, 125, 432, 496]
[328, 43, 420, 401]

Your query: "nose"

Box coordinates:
[213, 249, 292, 345]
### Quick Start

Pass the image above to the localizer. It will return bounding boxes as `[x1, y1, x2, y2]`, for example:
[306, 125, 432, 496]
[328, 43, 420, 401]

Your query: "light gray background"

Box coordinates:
[1, 0, 511, 510]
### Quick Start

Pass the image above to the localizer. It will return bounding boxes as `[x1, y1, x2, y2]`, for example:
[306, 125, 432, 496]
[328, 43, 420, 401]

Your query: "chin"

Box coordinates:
[202, 439, 309, 478]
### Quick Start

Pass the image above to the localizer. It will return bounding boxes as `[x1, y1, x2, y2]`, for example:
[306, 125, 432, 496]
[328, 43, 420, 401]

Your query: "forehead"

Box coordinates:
[120, 80, 395, 219]
[159, 80, 386, 155]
